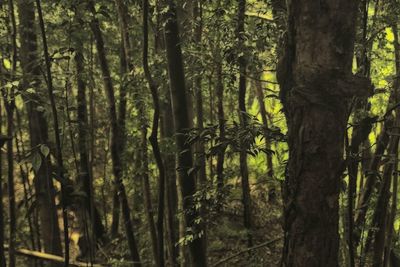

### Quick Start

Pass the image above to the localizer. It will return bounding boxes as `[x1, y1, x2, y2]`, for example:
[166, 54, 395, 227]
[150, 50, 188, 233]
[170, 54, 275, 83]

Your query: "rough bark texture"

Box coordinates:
[17, 0, 63, 260]
[278, 1, 372, 266]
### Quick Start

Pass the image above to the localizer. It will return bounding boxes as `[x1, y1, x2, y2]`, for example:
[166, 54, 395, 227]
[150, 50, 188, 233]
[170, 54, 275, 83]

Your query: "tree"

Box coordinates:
[87, 1, 141, 264]
[164, 0, 207, 265]
[277, 1, 372, 266]
[16, 0, 63, 260]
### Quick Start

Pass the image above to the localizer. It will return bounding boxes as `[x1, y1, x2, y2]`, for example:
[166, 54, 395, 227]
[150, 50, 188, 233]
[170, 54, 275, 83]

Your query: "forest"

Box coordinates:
[2, 0, 400, 266]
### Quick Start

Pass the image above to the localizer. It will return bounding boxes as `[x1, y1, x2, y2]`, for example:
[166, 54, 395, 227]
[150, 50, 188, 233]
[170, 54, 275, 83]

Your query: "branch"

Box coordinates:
[4, 245, 105, 267]
[211, 236, 283, 267]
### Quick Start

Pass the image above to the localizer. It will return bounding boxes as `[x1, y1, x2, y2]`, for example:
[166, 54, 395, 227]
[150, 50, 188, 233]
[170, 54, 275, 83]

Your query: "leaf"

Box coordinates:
[26, 88, 36, 94]
[187, 166, 200, 176]
[40, 144, 50, 158]
[37, 106, 46, 112]
[2, 59, 11, 70]
[31, 152, 42, 172]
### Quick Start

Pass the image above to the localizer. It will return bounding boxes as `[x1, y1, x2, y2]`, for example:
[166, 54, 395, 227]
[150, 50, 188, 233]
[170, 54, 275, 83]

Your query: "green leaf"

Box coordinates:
[31, 152, 42, 172]
[3, 59, 11, 70]
[40, 144, 50, 158]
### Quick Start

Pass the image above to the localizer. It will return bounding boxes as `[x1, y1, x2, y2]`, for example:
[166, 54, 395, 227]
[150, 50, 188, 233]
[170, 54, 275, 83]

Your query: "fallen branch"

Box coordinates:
[5, 245, 105, 267]
[211, 236, 283, 267]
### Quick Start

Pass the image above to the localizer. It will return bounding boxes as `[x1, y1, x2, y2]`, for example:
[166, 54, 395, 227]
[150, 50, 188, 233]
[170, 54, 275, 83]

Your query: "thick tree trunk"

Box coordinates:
[164, 1, 207, 266]
[16, 0, 63, 260]
[278, 1, 371, 266]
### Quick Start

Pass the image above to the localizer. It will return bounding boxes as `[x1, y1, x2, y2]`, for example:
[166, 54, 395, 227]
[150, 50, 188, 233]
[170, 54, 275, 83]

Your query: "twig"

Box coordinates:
[211, 236, 283, 266]
[4, 245, 105, 267]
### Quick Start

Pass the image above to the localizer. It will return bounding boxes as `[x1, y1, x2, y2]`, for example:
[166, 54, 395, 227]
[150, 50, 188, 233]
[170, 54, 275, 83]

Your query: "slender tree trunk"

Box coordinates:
[236, 0, 253, 248]
[216, 60, 225, 195]
[113, 0, 159, 263]
[161, 92, 179, 266]
[142, 0, 166, 265]
[15, 116, 38, 259]
[156, 2, 179, 262]
[16, 0, 63, 260]
[88, 1, 141, 264]
[366, 129, 400, 266]
[369, 20, 400, 267]
[164, 1, 207, 265]
[192, 0, 208, 254]
[0, 63, 7, 267]
[346, 1, 378, 262]
[255, 80, 274, 180]
[35, 1, 71, 264]
[73, 5, 106, 261]
[214, 1, 226, 194]
[277, 1, 372, 266]
[384, 152, 398, 267]
[112, 0, 131, 238]
[6, 0, 17, 264]
[5, 39, 16, 267]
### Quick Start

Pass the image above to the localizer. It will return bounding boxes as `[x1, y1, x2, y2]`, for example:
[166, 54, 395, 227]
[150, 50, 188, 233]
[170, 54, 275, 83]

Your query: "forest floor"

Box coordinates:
[207, 185, 283, 267]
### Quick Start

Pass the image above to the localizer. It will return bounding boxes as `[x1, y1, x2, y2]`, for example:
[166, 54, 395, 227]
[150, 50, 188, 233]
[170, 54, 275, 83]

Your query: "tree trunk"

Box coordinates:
[0, 60, 7, 267]
[255, 80, 274, 180]
[5, 0, 17, 264]
[214, 0, 226, 196]
[35, 1, 72, 264]
[73, 4, 106, 261]
[164, 1, 207, 266]
[370, 20, 400, 267]
[236, 0, 253, 248]
[142, 0, 166, 265]
[277, 1, 372, 266]
[87, 1, 141, 264]
[16, 0, 63, 260]
[161, 90, 179, 266]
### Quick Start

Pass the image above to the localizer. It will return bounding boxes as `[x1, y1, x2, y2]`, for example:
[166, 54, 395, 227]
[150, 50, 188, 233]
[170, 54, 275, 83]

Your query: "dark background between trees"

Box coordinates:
[0, 0, 399, 266]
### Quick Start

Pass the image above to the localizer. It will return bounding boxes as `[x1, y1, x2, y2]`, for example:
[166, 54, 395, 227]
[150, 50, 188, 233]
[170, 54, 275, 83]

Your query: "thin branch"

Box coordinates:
[211, 236, 283, 266]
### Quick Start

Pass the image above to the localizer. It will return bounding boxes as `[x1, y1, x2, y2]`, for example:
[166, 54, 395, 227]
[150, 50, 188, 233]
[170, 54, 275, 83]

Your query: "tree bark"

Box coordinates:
[236, 0, 253, 248]
[5, 0, 17, 264]
[142, 0, 166, 265]
[370, 20, 400, 267]
[0, 57, 7, 267]
[16, 0, 63, 261]
[277, 1, 372, 266]
[88, 1, 141, 264]
[164, 1, 207, 266]
[35, 1, 71, 264]
[73, 5, 106, 261]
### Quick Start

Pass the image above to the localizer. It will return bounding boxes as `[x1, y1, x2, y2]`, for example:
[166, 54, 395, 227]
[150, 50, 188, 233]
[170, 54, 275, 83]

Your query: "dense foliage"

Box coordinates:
[0, 0, 400, 266]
